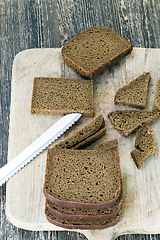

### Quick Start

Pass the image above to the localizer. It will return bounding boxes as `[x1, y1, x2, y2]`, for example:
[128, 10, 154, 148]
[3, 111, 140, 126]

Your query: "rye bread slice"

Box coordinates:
[114, 72, 151, 108]
[53, 115, 105, 149]
[131, 124, 155, 169]
[45, 207, 121, 230]
[43, 149, 121, 209]
[31, 77, 94, 117]
[61, 26, 133, 78]
[152, 78, 160, 112]
[73, 128, 106, 149]
[46, 189, 123, 221]
[87, 139, 118, 150]
[108, 110, 159, 137]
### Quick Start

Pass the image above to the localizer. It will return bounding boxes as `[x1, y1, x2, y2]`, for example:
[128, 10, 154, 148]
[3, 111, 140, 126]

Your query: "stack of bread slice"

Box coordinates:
[53, 115, 106, 150]
[43, 115, 123, 230]
[43, 148, 123, 230]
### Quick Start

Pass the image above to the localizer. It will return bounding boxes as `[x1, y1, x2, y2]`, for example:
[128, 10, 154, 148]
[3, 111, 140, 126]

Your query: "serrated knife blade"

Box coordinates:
[0, 113, 82, 186]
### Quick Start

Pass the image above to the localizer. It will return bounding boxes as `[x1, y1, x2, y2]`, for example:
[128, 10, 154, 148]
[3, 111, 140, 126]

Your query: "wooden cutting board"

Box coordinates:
[6, 47, 160, 240]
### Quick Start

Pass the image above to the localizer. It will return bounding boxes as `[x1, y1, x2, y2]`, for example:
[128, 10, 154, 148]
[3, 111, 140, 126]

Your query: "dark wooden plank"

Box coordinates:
[0, 0, 160, 239]
[56, 0, 160, 48]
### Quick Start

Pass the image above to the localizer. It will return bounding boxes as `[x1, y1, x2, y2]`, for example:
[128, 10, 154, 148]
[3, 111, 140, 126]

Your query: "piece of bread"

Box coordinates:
[46, 189, 123, 221]
[114, 72, 151, 108]
[152, 78, 160, 112]
[131, 124, 155, 169]
[53, 115, 105, 149]
[31, 77, 94, 117]
[43, 149, 121, 209]
[87, 139, 118, 150]
[45, 207, 121, 230]
[108, 110, 159, 137]
[61, 26, 133, 78]
[73, 128, 106, 149]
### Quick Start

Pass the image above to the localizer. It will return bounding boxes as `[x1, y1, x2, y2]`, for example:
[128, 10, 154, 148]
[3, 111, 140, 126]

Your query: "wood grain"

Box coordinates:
[0, 0, 160, 239]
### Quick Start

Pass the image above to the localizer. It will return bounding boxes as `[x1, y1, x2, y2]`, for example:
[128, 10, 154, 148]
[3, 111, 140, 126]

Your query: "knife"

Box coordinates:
[0, 113, 82, 186]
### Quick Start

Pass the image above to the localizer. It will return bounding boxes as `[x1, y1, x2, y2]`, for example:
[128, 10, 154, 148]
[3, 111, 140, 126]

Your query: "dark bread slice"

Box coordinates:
[87, 139, 118, 150]
[73, 128, 106, 149]
[53, 115, 105, 149]
[114, 72, 151, 108]
[43, 149, 121, 209]
[45, 207, 121, 230]
[31, 77, 94, 117]
[61, 26, 133, 78]
[46, 189, 123, 221]
[152, 78, 160, 112]
[108, 110, 159, 136]
[131, 124, 155, 169]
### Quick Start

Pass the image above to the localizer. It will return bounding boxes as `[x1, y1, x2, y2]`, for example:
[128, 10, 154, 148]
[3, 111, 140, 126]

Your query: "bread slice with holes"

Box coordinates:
[31, 77, 94, 116]
[45, 207, 121, 230]
[114, 72, 151, 108]
[53, 115, 105, 149]
[108, 110, 159, 136]
[131, 124, 155, 169]
[43, 148, 121, 209]
[61, 26, 133, 78]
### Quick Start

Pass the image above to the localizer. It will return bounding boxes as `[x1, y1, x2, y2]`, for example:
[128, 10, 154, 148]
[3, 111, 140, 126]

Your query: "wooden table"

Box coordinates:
[1, 1, 160, 239]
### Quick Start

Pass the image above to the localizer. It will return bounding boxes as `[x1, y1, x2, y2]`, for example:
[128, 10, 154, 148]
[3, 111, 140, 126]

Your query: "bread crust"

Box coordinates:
[43, 186, 121, 210]
[45, 207, 121, 230]
[46, 191, 123, 221]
